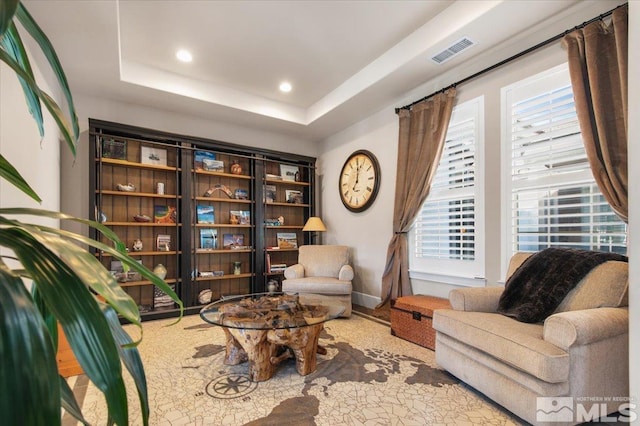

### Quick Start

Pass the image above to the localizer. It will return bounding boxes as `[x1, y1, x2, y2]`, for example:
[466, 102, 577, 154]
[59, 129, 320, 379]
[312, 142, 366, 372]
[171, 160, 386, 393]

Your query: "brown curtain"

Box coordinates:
[377, 89, 456, 308]
[563, 5, 628, 222]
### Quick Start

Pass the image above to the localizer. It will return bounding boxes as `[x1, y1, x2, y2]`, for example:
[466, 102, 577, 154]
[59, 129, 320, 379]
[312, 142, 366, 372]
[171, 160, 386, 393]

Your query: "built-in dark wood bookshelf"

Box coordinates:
[89, 119, 315, 320]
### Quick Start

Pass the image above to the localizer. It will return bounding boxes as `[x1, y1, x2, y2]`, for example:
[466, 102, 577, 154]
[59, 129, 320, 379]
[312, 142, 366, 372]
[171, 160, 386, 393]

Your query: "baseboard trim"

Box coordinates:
[352, 291, 381, 309]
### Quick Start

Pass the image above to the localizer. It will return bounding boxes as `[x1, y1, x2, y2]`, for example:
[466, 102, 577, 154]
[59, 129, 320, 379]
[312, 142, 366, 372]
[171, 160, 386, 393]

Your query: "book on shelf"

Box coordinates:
[156, 234, 171, 251]
[222, 233, 244, 249]
[276, 232, 298, 249]
[234, 189, 248, 200]
[269, 263, 287, 272]
[266, 173, 282, 180]
[194, 151, 216, 171]
[263, 184, 276, 203]
[196, 204, 215, 224]
[154, 205, 177, 223]
[200, 228, 218, 250]
[266, 253, 271, 272]
[230, 210, 250, 225]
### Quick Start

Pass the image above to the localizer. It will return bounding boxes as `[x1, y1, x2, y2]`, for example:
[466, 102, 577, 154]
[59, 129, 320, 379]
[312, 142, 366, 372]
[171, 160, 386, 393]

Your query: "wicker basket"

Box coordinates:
[390, 295, 451, 350]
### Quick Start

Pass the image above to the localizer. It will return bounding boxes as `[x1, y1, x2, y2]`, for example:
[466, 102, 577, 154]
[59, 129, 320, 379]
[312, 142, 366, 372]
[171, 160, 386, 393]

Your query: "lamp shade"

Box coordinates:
[302, 216, 327, 232]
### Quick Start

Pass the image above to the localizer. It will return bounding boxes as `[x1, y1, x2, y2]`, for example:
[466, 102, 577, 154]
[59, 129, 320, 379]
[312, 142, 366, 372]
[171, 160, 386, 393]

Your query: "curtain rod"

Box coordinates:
[395, 3, 626, 114]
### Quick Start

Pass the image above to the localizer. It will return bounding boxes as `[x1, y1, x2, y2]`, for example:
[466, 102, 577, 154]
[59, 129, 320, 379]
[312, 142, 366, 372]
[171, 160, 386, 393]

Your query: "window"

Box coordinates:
[502, 64, 626, 259]
[410, 97, 484, 283]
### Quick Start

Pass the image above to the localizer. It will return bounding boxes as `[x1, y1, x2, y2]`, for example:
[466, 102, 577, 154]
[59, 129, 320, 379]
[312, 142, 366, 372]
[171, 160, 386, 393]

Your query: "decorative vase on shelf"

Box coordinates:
[230, 161, 243, 175]
[153, 264, 167, 280]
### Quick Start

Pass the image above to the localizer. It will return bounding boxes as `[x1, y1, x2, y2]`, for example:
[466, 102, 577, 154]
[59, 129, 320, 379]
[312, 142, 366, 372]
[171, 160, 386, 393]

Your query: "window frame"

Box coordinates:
[500, 63, 627, 276]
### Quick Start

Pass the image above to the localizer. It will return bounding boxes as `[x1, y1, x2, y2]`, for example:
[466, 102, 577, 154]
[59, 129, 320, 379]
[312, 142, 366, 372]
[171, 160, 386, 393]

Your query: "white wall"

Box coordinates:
[627, 1, 638, 418]
[319, 108, 397, 307]
[0, 45, 61, 229]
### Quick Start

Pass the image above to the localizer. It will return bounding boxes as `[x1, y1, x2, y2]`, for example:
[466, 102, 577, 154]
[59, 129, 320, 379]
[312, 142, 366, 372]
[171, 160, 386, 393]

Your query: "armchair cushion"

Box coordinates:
[497, 248, 628, 323]
[282, 245, 353, 317]
[299, 245, 350, 278]
[282, 277, 352, 295]
[433, 310, 569, 383]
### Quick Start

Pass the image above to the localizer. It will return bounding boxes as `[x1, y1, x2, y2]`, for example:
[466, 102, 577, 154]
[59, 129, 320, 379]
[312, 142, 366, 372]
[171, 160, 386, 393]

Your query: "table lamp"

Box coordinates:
[302, 216, 326, 244]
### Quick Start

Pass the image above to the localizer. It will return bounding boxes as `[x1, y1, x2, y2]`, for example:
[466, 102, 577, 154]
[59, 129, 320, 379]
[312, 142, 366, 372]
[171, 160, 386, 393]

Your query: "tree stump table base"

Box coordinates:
[200, 293, 345, 382]
[223, 323, 325, 381]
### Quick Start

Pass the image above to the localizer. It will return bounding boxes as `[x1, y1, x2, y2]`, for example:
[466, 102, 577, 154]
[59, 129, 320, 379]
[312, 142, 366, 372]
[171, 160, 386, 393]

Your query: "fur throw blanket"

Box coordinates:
[497, 248, 627, 323]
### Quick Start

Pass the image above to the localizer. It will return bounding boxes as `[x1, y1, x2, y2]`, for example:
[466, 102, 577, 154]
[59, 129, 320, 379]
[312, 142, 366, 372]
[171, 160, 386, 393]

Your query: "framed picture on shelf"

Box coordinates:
[264, 184, 276, 203]
[280, 164, 299, 181]
[101, 138, 127, 160]
[277, 232, 298, 249]
[194, 151, 216, 171]
[196, 205, 215, 224]
[223, 233, 245, 249]
[154, 205, 177, 223]
[200, 228, 218, 250]
[141, 146, 167, 166]
[230, 210, 250, 225]
[285, 190, 303, 204]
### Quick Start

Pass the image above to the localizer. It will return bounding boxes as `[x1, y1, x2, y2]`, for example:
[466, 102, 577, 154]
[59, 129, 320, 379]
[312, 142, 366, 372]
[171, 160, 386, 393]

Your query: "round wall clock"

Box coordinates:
[339, 149, 381, 212]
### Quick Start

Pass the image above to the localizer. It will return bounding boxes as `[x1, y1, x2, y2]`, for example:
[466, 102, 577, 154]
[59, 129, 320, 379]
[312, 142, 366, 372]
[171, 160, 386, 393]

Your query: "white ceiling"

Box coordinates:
[23, 0, 622, 141]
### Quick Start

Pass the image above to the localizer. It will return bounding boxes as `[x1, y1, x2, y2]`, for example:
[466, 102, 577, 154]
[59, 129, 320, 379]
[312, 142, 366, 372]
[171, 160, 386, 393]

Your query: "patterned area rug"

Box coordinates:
[65, 313, 521, 425]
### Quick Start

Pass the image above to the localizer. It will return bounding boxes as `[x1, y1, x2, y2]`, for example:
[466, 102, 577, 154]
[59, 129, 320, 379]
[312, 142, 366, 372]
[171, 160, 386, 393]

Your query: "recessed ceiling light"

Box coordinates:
[176, 49, 193, 63]
[279, 81, 292, 93]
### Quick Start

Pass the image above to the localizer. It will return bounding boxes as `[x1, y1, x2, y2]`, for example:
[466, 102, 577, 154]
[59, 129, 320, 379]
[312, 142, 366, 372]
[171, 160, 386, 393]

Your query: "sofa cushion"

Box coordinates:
[554, 260, 629, 312]
[433, 309, 569, 383]
[282, 277, 352, 295]
[498, 248, 628, 323]
[299, 245, 350, 278]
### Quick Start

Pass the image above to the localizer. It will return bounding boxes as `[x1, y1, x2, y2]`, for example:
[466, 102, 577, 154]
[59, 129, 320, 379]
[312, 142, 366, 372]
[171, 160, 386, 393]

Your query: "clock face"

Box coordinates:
[339, 150, 380, 212]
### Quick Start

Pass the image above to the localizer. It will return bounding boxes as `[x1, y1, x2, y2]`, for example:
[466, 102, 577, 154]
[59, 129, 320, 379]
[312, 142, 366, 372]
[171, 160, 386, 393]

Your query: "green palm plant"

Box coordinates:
[0, 1, 183, 424]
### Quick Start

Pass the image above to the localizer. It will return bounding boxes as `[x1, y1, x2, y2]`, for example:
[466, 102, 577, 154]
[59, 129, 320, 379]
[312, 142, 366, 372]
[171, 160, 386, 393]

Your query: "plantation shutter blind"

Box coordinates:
[508, 79, 626, 253]
[414, 112, 476, 260]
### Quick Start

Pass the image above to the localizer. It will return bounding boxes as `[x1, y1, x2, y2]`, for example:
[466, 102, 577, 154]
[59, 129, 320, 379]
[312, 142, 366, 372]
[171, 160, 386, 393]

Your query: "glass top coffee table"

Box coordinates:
[200, 292, 344, 382]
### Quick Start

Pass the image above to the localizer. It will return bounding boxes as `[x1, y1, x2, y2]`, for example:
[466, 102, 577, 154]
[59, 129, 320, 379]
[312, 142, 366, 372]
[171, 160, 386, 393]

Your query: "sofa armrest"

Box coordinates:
[338, 264, 354, 281]
[284, 264, 304, 279]
[449, 286, 504, 312]
[543, 307, 628, 349]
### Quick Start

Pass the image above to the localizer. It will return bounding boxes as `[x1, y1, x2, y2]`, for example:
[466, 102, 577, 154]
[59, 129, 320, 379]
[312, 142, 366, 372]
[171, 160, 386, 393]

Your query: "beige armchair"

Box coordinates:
[282, 245, 353, 317]
[433, 251, 629, 425]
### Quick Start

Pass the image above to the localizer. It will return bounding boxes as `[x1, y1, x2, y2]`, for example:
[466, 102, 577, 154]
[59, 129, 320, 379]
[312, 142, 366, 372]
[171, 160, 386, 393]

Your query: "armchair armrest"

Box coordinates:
[284, 264, 304, 279]
[449, 286, 504, 312]
[338, 264, 354, 281]
[543, 307, 628, 349]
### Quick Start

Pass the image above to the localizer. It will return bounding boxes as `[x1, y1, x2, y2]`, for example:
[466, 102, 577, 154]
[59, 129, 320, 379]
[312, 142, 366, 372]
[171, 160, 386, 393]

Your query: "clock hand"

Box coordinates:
[352, 162, 362, 190]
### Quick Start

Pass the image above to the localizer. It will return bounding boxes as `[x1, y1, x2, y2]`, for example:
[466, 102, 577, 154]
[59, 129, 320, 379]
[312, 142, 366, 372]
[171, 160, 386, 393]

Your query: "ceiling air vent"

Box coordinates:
[431, 37, 475, 64]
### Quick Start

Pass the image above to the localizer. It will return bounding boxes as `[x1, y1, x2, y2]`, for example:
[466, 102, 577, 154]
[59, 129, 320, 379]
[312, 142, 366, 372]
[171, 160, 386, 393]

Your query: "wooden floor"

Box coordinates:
[352, 303, 390, 323]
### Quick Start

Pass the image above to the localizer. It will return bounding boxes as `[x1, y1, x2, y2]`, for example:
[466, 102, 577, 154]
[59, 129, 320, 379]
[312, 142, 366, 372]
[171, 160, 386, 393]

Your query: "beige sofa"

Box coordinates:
[433, 252, 629, 425]
[282, 245, 353, 317]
